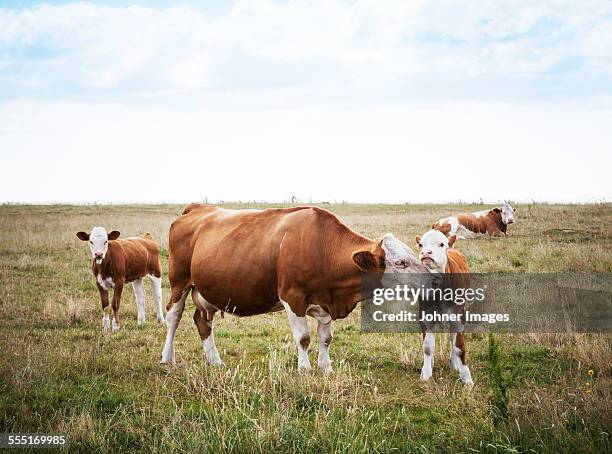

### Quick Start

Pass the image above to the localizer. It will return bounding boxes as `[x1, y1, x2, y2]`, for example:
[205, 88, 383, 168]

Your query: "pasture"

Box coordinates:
[0, 203, 610, 453]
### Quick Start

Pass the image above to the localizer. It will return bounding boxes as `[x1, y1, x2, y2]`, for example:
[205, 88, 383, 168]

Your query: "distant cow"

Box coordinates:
[416, 230, 473, 385]
[160, 204, 429, 371]
[433, 203, 516, 239]
[76, 227, 165, 331]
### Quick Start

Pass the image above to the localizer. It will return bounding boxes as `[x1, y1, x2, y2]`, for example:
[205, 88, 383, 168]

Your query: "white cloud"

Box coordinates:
[0, 0, 610, 100]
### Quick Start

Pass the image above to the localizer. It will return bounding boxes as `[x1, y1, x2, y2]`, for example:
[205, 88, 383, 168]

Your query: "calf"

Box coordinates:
[415, 229, 473, 385]
[76, 227, 165, 331]
[433, 203, 516, 239]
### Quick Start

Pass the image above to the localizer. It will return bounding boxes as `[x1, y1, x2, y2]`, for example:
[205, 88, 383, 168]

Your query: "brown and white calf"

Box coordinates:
[77, 227, 165, 331]
[433, 203, 516, 239]
[416, 229, 473, 385]
[160, 204, 430, 371]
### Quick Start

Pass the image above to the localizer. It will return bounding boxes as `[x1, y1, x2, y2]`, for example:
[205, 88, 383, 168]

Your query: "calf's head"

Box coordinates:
[500, 203, 516, 225]
[76, 227, 120, 264]
[416, 229, 456, 273]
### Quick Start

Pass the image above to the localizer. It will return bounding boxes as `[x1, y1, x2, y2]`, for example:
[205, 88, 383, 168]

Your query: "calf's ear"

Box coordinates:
[493, 208, 501, 213]
[415, 235, 421, 245]
[108, 230, 121, 240]
[76, 231, 90, 241]
[448, 235, 457, 248]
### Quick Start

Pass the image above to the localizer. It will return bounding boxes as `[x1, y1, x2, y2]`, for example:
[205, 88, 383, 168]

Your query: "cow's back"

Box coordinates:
[170, 205, 372, 317]
[113, 235, 160, 281]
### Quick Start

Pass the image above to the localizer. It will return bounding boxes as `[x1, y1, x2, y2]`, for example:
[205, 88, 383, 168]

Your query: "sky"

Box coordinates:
[0, 0, 611, 204]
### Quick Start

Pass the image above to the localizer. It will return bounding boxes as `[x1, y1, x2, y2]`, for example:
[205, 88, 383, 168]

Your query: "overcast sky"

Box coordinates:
[1, 0, 611, 204]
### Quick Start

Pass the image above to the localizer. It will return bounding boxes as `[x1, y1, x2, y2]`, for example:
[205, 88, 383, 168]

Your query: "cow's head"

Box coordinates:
[352, 233, 427, 274]
[500, 203, 516, 225]
[416, 229, 456, 273]
[76, 227, 120, 264]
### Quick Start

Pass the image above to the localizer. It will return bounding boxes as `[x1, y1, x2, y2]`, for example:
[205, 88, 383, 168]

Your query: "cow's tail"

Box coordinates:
[181, 202, 205, 215]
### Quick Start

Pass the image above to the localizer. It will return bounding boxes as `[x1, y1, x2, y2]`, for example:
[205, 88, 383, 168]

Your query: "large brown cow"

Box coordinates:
[160, 204, 429, 371]
[77, 227, 165, 332]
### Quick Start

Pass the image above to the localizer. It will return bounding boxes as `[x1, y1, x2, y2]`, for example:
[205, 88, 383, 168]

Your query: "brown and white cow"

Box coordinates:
[160, 204, 429, 371]
[433, 203, 516, 239]
[416, 229, 473, 385]
[77, 227, 165, 332]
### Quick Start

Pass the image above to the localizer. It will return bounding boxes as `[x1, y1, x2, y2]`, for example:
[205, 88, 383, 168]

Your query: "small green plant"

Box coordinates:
[488, 333, 509, 425]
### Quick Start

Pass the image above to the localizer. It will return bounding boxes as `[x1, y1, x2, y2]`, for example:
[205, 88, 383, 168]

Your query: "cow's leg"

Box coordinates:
[454, 332, 473, 385]
[193, 309, 223, 366]
[316, 320, 333, 373]
[282, 300, 311, 370]
[307, 305, 333, 373]
[97, 284, 110, 332]
[421, 331, 435, 381]
[111, 281, 124, 333]
[132, 278, 146, 325]
[148, 275, 165, 324]
[160, 287, 188, 364]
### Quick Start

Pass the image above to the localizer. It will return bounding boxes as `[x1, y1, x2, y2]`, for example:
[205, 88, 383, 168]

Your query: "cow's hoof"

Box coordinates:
[318, 362, 333, 373]
[157, 316, 166, 325]
[459, 366, 473, 385]
[420, 368, 432, 381]
[111, 320, 120, 333]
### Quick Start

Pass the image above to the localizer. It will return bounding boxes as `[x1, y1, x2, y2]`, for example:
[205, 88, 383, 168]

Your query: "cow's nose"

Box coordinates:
[95, 252, 103, 258]
[507, 219, 514, 224]
[422, 250, 433, 257]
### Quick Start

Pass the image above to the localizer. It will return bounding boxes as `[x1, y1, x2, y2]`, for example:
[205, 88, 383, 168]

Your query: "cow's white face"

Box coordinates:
[76, 227, 120, 264]
[381, 233, 428, 274]
[416, 230, 456, 273]
[501, 203, 515, 225]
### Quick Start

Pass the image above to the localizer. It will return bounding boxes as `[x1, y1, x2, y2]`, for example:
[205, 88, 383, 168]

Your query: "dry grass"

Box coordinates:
[0, 203, 611, 453]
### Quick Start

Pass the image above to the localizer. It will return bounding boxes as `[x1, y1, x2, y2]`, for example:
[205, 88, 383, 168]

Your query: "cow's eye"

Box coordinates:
[89, 241, 93, 244]
[104, 241, 108, 245]
[439, 243, 444, 247]
[418, 243, 422, 248]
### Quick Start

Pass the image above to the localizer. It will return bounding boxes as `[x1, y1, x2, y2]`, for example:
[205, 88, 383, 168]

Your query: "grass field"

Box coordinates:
[0, 203, 611, 453]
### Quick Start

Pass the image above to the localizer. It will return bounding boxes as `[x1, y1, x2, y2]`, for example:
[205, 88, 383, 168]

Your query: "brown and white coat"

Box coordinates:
[160, 204, 430, 371]
[77, 227, 165, 331]
[433, 203, 516, 239]
[416, 229, 473, 385]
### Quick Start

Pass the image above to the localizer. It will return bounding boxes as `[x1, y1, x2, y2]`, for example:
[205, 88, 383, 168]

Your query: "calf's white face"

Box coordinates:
[501, 203, 516, 225]
[76, 227, 120, 264]
[416, 230, 456, 273]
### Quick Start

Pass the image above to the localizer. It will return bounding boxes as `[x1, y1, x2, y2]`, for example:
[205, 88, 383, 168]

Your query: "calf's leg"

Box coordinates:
[453, 332, 473, 385]
[97, 285, 110, 332]
[421, 331, 435, 381]
[111, 281, 124, 333]
[149, 275, 165, 324]
[132, 278, 146, 325]
[282, 300, 311, 370]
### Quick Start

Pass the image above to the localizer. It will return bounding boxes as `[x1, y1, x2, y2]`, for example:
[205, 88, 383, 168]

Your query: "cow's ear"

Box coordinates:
[448, 235, 457, 248]
[76, 231, 89, 241]
[108, 230, 120, 240]
[415, 235, 421, 245]
[493, 208, 501, 213]
[352, 249, 383, 271]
